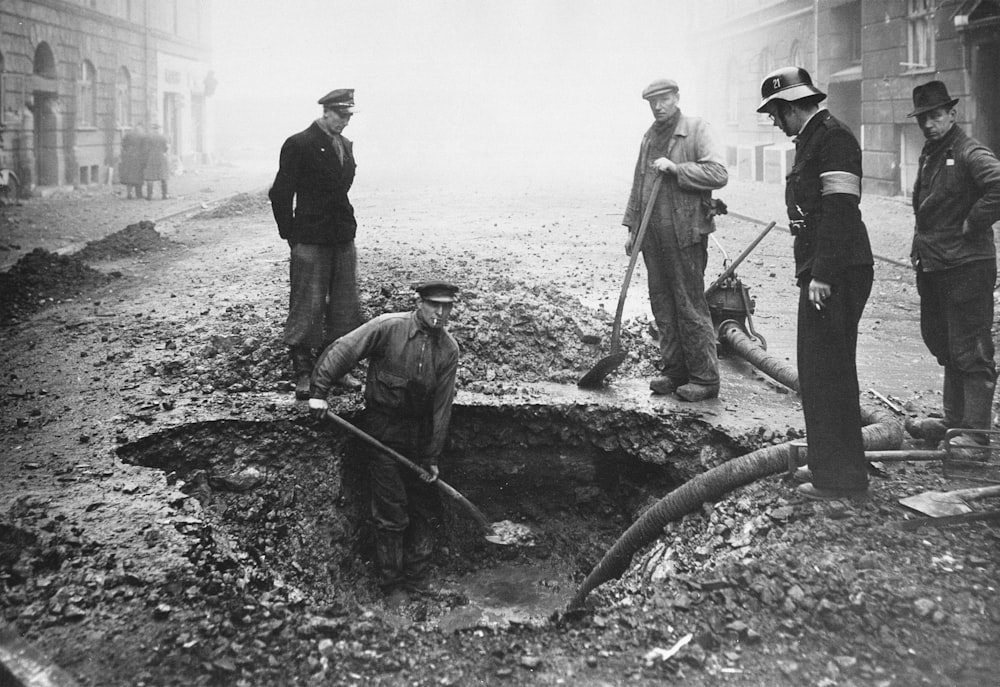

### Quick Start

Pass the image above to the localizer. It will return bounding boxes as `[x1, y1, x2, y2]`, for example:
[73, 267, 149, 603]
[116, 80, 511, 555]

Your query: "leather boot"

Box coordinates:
[649, 376, 686, 395]
[675, 382, 719, 402]
[950, 377, 997, 460]
[403, 518, 436, 594]
[289, 346, 314, 400]
[904, 417, 948, 442]
[375, 530, 405, 592]
[943, 366, 965, 427]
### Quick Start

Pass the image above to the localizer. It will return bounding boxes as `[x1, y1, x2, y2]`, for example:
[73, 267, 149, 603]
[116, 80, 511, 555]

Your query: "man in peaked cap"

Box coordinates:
[269, 88, 363, 400]
[308, 280, 460, 608]
[903, 80, 1000, 457]
[623, 78, 728, 401]
[757, 66, 874, 500]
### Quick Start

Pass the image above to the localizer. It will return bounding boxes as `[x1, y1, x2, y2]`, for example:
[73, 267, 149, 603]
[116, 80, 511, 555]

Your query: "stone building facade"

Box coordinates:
[694, 0, 1000, 196]
[0, 0, 214, 193]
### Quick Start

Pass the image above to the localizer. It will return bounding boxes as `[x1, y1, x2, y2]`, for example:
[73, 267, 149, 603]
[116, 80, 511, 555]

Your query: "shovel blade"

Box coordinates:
[578, 352, 626, 388]
[899, 491, 974, 517]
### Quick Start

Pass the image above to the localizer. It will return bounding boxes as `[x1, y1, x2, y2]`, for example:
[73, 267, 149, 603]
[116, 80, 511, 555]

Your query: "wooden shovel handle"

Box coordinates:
[613, 174, 663, 353]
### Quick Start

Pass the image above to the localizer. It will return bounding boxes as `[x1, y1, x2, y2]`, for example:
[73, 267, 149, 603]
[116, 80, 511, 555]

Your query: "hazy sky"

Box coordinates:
[210, 0, 701, 187]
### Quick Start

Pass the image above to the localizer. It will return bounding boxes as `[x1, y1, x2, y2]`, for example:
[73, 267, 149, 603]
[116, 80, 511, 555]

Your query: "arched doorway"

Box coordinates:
[32, 42, 61, 187]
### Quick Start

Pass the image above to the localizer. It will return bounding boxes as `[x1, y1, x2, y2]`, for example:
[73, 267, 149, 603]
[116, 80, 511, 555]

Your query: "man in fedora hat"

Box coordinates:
[269, 88, 364, 399]
[623, 78, 728, 402]
[308, 281, 460, 607]
[757, 66, 874, 500]
[904, 80, 1000, 456]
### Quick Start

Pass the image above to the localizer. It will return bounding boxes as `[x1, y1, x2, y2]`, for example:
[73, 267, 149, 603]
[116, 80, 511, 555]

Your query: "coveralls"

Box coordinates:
[623, 111, 728, 387]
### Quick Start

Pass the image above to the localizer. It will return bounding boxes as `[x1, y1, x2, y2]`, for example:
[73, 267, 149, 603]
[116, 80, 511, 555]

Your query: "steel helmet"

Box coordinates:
[756, 66, 826, 113]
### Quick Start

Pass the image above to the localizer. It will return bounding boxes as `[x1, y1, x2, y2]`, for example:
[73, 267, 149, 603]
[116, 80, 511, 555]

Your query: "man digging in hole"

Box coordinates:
[309, 281, 460, 608]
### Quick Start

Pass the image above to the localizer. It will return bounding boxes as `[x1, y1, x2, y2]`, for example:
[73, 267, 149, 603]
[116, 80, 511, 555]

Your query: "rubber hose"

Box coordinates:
[568, 406, 903, 609]
[719, 320, 799, 392]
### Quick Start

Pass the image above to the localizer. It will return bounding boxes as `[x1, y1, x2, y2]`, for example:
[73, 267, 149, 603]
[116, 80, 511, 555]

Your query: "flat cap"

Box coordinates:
[414, 280, 460, 303]
[318, 88, 356, 111]
[642, 79, 679, 100]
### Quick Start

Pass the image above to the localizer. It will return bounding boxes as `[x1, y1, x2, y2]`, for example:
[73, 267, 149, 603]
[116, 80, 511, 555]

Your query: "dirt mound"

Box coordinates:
[194, 191, 271, 219]
[72, 221, 177, 262]
[163, 263, 661, 395]
[0, 248, 116, 325]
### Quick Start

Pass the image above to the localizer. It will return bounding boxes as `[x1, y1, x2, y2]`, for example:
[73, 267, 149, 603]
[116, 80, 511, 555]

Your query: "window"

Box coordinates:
[906, 0, 936, 71]
[79, 60, 97, 127]
[116, 67, 131, 127]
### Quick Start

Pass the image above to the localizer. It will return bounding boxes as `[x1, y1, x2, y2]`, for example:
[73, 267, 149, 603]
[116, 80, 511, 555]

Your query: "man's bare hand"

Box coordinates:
[652, 157, 677, 174]
[421, 465, 439, 483]
[808, 278, 832, 310]
[308, 397, 329, 419]
[625, 230, 637, 256]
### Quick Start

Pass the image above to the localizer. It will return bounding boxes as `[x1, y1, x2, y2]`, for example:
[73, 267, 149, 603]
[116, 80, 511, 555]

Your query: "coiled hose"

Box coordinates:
[568, 321, 904, 609]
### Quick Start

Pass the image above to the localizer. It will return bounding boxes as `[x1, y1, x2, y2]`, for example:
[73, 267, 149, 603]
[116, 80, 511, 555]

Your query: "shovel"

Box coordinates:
[579, 174, 663, 388]
[324, 410, 532, 546]
[898, 484, 1000, 517]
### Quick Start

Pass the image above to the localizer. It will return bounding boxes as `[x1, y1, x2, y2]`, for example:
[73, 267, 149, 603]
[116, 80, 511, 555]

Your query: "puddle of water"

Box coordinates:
[434, 561, 574, 632]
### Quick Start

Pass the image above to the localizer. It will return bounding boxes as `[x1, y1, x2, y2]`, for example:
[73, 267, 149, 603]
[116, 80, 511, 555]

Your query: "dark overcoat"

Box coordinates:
[268, 121, 357, 245]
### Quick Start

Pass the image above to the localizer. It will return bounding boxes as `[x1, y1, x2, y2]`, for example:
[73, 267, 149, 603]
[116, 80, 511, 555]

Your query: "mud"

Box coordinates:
[0, 169, 998, 686]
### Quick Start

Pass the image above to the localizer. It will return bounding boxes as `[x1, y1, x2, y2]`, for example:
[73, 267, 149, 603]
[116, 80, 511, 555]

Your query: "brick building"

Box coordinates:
[0, 0, 214, 193]
[694, 0, 1000, 196]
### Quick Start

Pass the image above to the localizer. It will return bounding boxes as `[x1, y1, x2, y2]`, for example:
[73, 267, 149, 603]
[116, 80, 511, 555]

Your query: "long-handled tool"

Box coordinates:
[579, 174, 663, 388]
[324, 410, 532, 545]
[898, 484, 1000, 518]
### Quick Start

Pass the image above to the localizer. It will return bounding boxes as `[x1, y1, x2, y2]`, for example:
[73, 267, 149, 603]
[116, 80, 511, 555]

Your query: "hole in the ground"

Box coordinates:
[116, 403, 737, 629]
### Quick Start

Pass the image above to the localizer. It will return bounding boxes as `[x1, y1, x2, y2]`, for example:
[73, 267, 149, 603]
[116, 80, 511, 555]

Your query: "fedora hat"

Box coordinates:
[907, 81, 959, 117]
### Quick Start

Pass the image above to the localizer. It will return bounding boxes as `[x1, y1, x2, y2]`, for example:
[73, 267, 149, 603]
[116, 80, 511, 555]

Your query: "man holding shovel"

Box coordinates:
[903, 81, 1000, 458]
[624, 78, 728, 401]
[308, 281, 460, 607]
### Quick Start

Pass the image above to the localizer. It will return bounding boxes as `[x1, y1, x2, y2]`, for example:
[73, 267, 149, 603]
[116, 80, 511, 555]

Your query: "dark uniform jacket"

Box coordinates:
[269, 121, 357, 245]
[912, 124, 1000, 272]
[310, 311, 459, 465]
[786, 110, 873, 284]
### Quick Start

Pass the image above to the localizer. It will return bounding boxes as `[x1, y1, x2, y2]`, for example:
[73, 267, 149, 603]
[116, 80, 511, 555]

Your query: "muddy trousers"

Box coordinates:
[797, 266, 873, 492]
[917, 260, 998, 442]
[367, 449, 440, 592]
[283, 241, 363, 351]
[641, 231, 719, 386]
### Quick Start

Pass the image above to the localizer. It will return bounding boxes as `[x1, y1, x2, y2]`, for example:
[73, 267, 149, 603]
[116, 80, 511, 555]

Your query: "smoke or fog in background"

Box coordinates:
[210, 0, 703, 193]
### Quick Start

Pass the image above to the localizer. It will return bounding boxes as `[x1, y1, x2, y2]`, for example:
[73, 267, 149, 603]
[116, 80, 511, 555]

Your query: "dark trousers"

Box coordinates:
[917, 259, 997, 383]
[797, 266, 873, 491]
[642, 230, 719, 385]
[283, 241, 363, 349]
[366, 445, 440, 591]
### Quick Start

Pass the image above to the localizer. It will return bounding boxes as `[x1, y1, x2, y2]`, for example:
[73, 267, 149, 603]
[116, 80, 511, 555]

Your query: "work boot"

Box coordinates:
[675, 382, 719, 402]
[948, 377, 997, 461]
[649, 376, 686, 395]
[290, 346, 314, 400]
[904, 417, 949, 443]
[375, 530, 406, 592]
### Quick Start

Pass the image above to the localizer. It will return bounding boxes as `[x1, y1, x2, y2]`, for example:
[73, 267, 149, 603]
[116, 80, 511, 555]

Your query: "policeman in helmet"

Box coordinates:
[757, 67, 874, 499]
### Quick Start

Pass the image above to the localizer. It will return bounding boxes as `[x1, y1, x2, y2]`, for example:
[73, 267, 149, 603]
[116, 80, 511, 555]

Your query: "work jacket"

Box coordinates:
[269, 121, 357, 245]
[623, 113, 728, 249]
[310, 311, 459, 465]
[785, 110, 872, 284]
[912, 124, 1000, 271]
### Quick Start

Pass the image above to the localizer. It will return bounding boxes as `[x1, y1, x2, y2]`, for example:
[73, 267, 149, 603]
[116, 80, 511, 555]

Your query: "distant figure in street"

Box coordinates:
[308, 281, 460, 608]
[142, 123, 169, 200]
[119, 122, 145, 200]
[269, 88, 364, 399]
[757, 66, 873, 500]
[623, 78, 728, 401]
[903, 81, 1000, 456]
